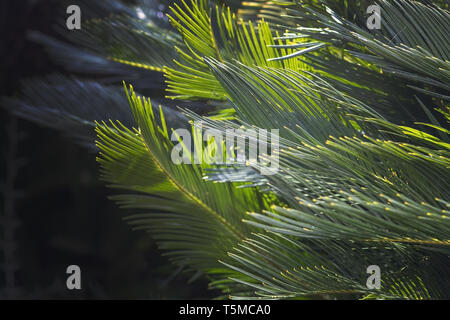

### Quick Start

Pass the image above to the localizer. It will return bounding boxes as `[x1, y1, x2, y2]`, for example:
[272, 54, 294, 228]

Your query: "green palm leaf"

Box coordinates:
[95, 85, 273, 273]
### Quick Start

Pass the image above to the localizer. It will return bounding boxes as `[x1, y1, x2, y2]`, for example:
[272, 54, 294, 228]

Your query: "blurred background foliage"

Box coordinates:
[0, 0, 216, 299]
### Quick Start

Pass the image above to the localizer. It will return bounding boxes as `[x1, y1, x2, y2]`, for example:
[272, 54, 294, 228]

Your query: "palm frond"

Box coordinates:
[95, 85, 273, 272]
[66, 14, 182, 72]
[1, 75, 187, 148]
[164, 0, 310, 100]
[279, 0, 450, 97]
[223, 232, 449, 299]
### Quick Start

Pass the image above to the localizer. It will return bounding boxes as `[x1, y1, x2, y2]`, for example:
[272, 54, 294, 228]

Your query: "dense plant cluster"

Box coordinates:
[4, 0, 449, 299]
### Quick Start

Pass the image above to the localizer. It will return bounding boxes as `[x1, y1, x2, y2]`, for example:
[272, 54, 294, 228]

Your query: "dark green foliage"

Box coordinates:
[3, 0, 449, 299]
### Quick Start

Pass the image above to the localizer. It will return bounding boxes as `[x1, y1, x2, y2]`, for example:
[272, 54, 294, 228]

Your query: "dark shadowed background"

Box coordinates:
[0, 0, 216, 299]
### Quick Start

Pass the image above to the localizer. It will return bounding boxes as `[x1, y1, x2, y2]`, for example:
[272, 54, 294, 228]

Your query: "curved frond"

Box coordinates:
[95, 85, 273, 272]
